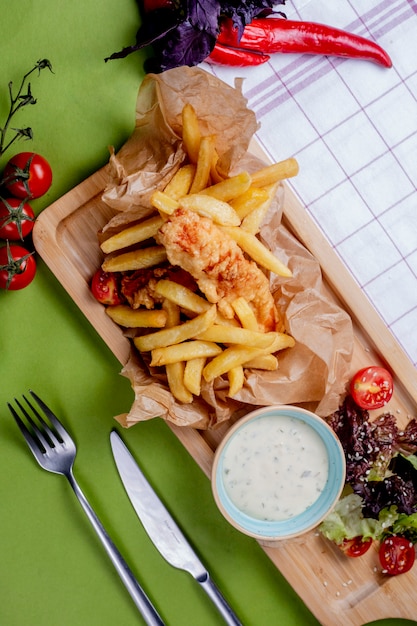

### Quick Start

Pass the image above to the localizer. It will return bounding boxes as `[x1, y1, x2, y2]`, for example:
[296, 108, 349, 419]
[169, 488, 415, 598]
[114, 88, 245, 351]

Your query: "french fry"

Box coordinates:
[100, 215, 164, 254]
[155, 279, 211, 314]
[183, 357, 206, 395]
[150, 341, 222, 367]
[154, 280, 240, 326]
[180, 194, 240, 226]
[166, 361, 193, 403]
[203, 345, 268, 382]
[102, 246, 167, 272]
[151, 190, 179, 215]
[267, 332, 295, 352]
[221, 226, 292, 277]
[182, 103, 201, 163]
[241, 183, 279, 235]
[244, 354, 279, 370]
[210, 150, 226, 184]
[162, 298, 193, 402]
[189, 135, 216, 194]
[202, 171, 252, 202]
[203, 333, 294, 382]
[250, 157, 299, 187]
[162, 297, 181, 326]
[106, 305, 167, 328]
[196, 326, 281, 348]
[134, 304, 217, 352]
[229, 187, 269, 220]
[228, 365, 244, 396]
[163, 164, 196, 200]
[231, 297, 259, 331]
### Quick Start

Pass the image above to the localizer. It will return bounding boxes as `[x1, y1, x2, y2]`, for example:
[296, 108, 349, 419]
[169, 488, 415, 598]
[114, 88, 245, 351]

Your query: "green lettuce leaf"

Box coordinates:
[389, 512, 417, 543]
[319, 493, 398, 544]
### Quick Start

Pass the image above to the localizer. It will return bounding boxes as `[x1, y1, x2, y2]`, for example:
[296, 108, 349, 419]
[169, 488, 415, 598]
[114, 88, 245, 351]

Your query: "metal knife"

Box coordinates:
[110, 430, 242, 626]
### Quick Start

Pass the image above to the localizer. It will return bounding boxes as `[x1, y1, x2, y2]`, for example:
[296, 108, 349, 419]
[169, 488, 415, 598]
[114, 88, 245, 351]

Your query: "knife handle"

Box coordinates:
[198, 574, 243, 626]
[68, 470, 165, 626]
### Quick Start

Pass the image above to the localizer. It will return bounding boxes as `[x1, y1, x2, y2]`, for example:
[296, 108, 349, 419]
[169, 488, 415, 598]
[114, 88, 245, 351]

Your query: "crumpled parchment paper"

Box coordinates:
[99, 66, 353, 430]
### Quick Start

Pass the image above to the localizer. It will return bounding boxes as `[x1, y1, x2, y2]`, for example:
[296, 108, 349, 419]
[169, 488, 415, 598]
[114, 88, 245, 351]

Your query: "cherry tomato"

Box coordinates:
[379, 536, 415, 575]
[2, 152, 52, 199]
[350, 366, 393, 410]
[91, 268, 124, 305]
[339, 536, 373, 558]
[0, 242, 36, 290]
[0, 197, 35, 240]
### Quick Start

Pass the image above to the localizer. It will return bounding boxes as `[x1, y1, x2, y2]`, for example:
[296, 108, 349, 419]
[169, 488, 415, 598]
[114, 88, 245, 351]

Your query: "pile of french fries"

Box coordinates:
[99, 103, 299, 404]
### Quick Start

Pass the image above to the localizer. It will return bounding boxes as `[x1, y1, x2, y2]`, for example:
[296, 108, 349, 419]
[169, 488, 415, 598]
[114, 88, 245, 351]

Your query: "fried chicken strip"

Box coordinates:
[156, 208, 279, 332]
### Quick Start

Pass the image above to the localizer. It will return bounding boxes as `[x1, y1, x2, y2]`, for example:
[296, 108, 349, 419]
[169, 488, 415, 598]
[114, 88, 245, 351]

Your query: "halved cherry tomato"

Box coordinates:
[0, 197, 35, 240]
[350, 366, 393, 410]
[379, 536, 415, 575]
[91, 268, 124, 305]
[0, 242, 36, 290]
[2, 152, 52, 199]
[339, 536, 373, 558]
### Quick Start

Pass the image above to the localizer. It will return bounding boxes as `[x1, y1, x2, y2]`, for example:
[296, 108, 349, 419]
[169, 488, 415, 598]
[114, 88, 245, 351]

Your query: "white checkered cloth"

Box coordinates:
[204, 0, 417, 367]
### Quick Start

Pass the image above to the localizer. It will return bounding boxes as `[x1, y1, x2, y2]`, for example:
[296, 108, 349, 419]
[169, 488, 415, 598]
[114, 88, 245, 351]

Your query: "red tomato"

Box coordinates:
[2, 152, 52, 199]
[0, 242, 36, 290]
[379, 536, 415, 575]
[339, 536, 373, 558]
[91, 268, 124, 305]
[350, 366, 393, 410]
[0, 197, 35, 240]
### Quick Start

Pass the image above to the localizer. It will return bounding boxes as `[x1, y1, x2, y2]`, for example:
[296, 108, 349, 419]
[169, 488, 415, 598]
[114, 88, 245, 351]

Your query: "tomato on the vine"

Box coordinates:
[2, 152, 52, 199]
[339, 536, 373, 558]
[91, 268, 124, 305]
[350, 366, 394, 410]
[0, 197, 35, 240]
[0, 242, 36, 290]
[379, 536, 415, 575]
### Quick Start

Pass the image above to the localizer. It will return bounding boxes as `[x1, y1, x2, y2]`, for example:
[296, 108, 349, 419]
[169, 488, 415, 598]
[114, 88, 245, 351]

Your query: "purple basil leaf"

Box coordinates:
[105, 8, 180, 61]
[107, 0, 286, 68]
[152, 21, 216, 71]
[222, 0, 285, 37]
[189, 0, 221, 35]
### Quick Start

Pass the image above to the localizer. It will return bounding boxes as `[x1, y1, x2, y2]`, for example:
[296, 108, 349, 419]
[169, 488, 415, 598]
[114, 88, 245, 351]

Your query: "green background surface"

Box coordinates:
[0, 1, 416, 625]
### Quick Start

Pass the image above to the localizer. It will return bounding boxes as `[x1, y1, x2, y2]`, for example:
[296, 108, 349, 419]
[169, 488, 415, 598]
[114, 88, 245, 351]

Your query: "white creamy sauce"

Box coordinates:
[222, 415, 329, 522]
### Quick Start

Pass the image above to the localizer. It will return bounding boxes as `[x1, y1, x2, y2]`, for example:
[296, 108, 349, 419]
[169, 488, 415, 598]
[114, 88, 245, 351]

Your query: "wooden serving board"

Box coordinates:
[33, 148, 417, 625]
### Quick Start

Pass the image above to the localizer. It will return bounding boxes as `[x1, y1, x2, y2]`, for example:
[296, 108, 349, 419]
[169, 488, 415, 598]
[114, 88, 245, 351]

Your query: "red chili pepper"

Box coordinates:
[207, 42, 270, 67]
[216, 18, 392, 68]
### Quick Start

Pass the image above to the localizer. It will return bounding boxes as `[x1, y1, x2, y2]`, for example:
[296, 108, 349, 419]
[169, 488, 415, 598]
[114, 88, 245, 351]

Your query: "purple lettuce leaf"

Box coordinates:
[326, 396, 417, 517]
[398, 417, 417, 455]
[353, 474, 416, 517]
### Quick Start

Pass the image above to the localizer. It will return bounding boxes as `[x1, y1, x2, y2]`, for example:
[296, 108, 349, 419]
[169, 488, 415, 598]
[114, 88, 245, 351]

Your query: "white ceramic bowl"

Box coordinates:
[212, 405, 346, 546]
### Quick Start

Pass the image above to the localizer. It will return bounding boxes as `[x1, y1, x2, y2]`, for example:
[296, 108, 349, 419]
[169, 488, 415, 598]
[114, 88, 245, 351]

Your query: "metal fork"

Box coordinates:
[9, 390, 165, 626]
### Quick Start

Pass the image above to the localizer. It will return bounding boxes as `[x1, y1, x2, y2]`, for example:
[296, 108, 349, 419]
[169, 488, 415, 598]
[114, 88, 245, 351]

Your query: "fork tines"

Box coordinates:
[9, 391, 65, 453]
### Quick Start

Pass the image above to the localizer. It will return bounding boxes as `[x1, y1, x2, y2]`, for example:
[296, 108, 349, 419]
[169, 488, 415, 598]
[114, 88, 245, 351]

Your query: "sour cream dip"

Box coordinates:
[212, 406, 346, 543]
[222, 414, 329, 521]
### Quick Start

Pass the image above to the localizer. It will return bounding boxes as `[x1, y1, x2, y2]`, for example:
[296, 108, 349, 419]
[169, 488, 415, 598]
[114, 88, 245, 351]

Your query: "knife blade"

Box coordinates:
[110, 430, 242, 626]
